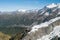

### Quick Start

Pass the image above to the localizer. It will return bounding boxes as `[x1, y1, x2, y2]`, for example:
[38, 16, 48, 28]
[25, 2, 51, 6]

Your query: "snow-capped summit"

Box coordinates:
[46, 3, 57, 8]
[46, 3, 60, 8]
[18, 9, 26, 12]
[17, 9, 38, 13]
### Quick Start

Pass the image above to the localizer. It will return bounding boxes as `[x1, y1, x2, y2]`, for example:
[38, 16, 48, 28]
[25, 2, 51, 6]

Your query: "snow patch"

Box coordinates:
[58, 12, 60, 15]
[44, 12, 49, 16]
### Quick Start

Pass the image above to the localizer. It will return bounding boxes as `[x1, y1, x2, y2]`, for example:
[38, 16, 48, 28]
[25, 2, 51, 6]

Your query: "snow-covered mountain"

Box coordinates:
[47, 3, 60, 8]
[38, 3, 60, 15]
[4, 3, 60, 40]
[20, 3, 60, 40]
[17, 9, 38, 13]
[7, 3, 59, 26]
[46, 3, 57, 8]
[17, 9, 26, 12]
[22, 16, 60, 40]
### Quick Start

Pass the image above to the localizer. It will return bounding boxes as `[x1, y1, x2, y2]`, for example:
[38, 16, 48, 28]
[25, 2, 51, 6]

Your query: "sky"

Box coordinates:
[0, 0, 60, 11]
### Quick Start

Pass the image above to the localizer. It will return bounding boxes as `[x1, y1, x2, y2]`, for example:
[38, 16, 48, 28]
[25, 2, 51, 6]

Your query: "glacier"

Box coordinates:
[37, 26, 60, 40]
[22, 16, 60, 40]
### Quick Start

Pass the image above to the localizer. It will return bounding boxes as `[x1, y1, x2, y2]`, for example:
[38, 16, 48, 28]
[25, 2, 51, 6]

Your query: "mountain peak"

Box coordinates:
[17, 9, 26, 12]
[46, 3, 57, 8]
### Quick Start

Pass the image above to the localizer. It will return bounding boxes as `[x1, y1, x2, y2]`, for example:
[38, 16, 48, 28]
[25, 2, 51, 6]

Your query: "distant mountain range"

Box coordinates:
[0, 3, 60, 26]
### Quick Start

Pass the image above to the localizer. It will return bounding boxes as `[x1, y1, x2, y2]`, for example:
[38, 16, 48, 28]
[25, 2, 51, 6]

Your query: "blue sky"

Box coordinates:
[0, 0, 60, 11]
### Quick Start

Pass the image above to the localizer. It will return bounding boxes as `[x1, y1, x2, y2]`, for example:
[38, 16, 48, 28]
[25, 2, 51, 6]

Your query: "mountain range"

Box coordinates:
[0, 3, 60, 40]
[0, 3, 60, 26]
[21, 3, 60, 40]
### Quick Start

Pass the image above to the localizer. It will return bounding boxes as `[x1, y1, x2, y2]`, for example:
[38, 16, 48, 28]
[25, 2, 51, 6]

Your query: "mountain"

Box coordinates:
[9, 3, 60, 40]
[37, 3, 60, 22]
[0, 3, 59, 40]
[21, 3, 60, 40]
[22, 16, 60, 40]
[47, 3, 57, 8]
[0, 3, 59, 26]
